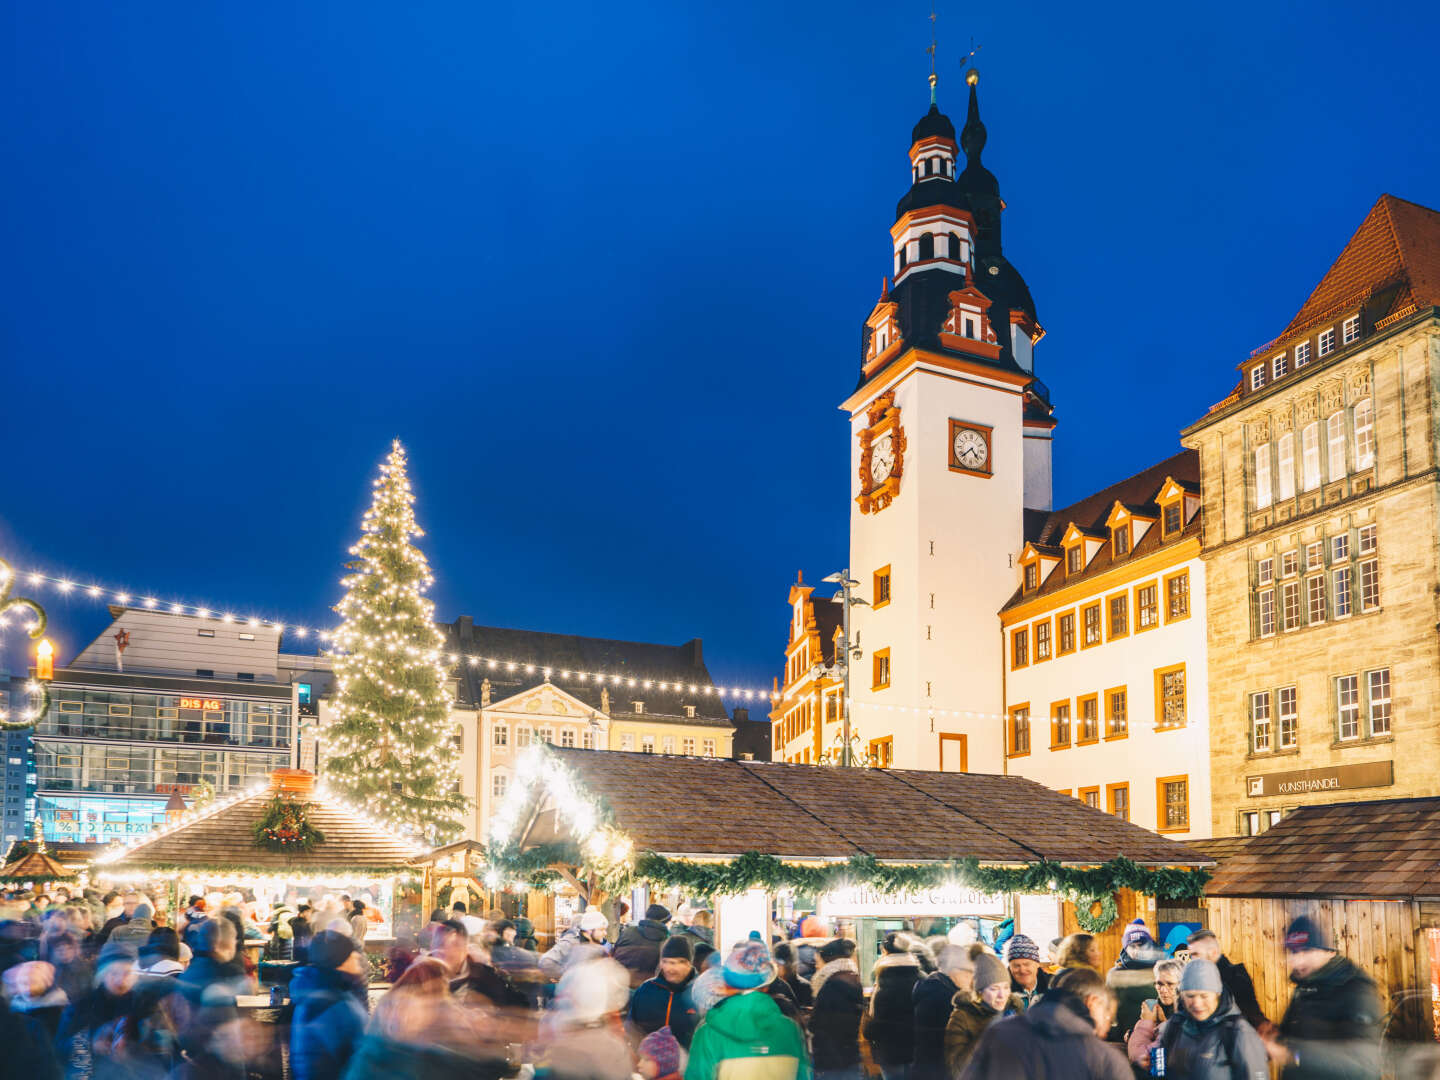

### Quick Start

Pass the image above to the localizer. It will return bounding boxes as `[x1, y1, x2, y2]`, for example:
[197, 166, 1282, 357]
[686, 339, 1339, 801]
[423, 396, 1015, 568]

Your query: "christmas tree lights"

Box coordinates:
[322, 441, 468, 844]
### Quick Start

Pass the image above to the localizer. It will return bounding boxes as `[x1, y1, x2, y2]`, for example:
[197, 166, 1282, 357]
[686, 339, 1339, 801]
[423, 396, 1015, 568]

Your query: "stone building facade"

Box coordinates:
[1182, 195, 1440, 836]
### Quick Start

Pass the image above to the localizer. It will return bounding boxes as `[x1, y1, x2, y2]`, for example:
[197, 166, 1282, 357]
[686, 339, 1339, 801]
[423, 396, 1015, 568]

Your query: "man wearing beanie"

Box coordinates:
[630, 934, 700, 1048]
[614, 902, 673, 987]
[1002, 934, 1049, 1011]
[1133, 958, 1269, 1079]
[289, 929, 369, 1080]
[685, 940, 810, 1079]
[1265, 915, 1381, 1078]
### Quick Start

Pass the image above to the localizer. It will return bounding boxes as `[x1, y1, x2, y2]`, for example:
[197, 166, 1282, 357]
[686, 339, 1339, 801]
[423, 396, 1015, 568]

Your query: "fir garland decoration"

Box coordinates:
[486, 847, 1210, 902]
[1072, 892, 1121, 933]
[252, 797, 326, 854]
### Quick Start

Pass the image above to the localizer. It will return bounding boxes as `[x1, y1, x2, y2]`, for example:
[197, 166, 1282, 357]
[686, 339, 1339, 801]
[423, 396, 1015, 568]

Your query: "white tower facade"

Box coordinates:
[843, 74, 1051, 773]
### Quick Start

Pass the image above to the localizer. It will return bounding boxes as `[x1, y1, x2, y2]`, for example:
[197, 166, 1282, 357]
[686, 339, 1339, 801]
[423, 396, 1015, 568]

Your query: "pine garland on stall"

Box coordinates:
[322, 441, 467, 845]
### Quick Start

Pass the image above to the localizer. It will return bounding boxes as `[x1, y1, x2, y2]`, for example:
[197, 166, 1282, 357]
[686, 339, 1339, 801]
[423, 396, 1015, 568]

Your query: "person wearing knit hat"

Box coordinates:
[685, 960, 809, 1080]
[1133, 957, 1270, 1078]
[628, 934, 700, 1047]
[637, 1025, 683, 1080]
[290, 929, 369, 1080]
[1269, 915, 1383, 1077]
[1106, 917, 1166, 1041]
[1002, 934, 1049, 1011]
[942, 952, 1022, 1075]
[811, 938, 863, 1076]
[613, 901, 672, 988]
[866, 932, 923, 1078]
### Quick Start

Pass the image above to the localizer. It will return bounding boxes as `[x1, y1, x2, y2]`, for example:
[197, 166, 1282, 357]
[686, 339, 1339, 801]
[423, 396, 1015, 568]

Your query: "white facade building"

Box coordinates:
[1001, 453, 1212, 839]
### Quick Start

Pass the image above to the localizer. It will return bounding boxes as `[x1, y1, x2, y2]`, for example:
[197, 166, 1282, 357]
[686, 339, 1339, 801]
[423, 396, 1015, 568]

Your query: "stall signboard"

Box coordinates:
[819, 884, 1006, 918]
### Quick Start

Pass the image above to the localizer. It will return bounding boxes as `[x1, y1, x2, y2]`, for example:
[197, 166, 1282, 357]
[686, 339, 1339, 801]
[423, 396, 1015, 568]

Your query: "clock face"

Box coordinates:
[952, 427, 989, 471]
[870, 434, 896, 484]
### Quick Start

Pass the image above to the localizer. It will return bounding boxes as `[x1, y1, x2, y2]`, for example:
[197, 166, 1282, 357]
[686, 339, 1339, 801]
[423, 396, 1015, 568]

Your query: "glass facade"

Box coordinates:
[34, 741, 288, 797]
[40, 688, 292, 748]
[38, 794, 169, 844]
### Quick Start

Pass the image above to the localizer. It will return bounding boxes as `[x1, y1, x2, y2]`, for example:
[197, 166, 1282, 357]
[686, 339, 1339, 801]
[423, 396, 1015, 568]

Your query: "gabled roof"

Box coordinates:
[0, 849, 74, 882]
[99, 775, 425, 876]
[446, 617, 730, 722]
[525, 749, 1209, 867]
[1205, 796, 1440, 901]
[1272, 195, 1440, 348]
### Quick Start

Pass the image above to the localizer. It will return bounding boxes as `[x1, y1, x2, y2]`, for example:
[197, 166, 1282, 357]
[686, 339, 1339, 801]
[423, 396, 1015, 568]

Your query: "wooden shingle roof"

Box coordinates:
[527, 749, 1208, 866]
[1205, 797, 1440, 901]
[0, 850, 75, 882]
[101, 782, 424, 876]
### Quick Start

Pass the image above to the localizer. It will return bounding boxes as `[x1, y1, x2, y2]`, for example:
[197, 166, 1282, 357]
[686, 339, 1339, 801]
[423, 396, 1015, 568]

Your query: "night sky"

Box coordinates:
[3, 2, 1437, 689]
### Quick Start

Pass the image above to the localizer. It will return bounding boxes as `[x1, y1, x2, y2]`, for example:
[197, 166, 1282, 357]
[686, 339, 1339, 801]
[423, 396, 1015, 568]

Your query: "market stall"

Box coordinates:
[95, 768, 427, 957]
[484, 746, 1212, 983]
[1202, 796, 1440, 1043]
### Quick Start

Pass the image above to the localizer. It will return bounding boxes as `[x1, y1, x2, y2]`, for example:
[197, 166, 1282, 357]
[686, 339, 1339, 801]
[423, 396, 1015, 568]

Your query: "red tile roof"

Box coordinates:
[1205, 797, 1440, 901]
[1264, 195, 1440, 352]
[529, 749, 1210, 867]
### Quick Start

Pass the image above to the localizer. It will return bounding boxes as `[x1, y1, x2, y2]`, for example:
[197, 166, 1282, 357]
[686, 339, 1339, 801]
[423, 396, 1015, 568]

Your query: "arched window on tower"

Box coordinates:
[898, 245, 908, 270]
[925, 158, 935, 176]
[948, 233, 961, 260]
[918, 233, 935, 261]
[913, 166, 919, 182]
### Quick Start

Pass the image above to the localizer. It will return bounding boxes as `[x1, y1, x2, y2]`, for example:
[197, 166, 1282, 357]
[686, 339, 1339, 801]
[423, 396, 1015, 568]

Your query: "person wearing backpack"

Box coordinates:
[1147, 959, 1269, 1079]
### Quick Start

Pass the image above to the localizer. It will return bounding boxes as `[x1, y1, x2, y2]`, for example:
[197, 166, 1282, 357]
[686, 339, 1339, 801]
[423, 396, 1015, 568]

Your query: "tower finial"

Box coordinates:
[927, 8, 938, 105]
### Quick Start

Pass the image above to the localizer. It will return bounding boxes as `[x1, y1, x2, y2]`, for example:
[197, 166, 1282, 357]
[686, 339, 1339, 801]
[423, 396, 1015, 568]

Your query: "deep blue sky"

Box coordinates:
[3, 1, 1436, 689]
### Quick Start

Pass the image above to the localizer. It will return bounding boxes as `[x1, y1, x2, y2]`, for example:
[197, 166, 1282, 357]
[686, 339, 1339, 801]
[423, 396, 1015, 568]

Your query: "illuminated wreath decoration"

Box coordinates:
[1073, 892, 1120, 934]
[252, 797, 326, 854]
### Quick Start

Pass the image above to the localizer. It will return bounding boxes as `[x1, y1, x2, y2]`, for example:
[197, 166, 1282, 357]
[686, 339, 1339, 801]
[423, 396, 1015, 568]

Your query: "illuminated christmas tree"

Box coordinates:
[323, 440, 466, 843]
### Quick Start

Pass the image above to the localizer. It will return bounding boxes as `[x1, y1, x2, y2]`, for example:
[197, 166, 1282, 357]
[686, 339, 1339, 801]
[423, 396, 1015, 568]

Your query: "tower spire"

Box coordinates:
[960, 63, 986, 163]
[927, 8, 938, 105]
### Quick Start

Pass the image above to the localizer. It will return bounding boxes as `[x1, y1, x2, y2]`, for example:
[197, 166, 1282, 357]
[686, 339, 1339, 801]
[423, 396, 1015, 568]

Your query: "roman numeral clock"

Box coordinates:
[857, 391, 908, 514]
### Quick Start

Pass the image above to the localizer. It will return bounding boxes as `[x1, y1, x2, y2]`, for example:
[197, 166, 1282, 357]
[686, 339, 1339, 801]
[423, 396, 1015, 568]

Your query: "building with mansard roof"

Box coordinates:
[1000, 450, 1211, 838]
[1182, 194, 1440, 837]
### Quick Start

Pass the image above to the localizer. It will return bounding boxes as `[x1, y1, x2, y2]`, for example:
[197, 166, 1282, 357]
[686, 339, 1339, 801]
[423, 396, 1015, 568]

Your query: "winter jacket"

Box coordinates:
[1010, 966, 1051, 1012]
[1106, 941, 1164, 1037]
[684, 988, 812, 1080]
[944, 991, 1023, 1076]
[612, 918, 669, 985]
[1217, 955, 1267, 1031]
[766, 974, 802, 1021]
[779, 972, 814, 1010]
[677, 923, 714, 952]
[1126, 1003, 1177, 1068]
[957, 988, 1132, 1080]
[864, 951, 921, 1066]
[1277, 954, 1382, 1080]
[544, 1021, 638, 1080]
[540, 928, 607, 981]
[343, 1033, 507, 1080]
[290, 964, 370, 1080]
[57, 985, 171, 1080]
[450, 957, 528, 1009]
[0, 1002, 60, 1080]
[911, 970, 961, 1079]
[1150, 995, 1269, 1080]
[630, 971, 700, 1048]
[810, 958, 863, 1071]
[108, 915, 155, 950]
[181, 913, 211, 955]
[169, 953, 250, 1078]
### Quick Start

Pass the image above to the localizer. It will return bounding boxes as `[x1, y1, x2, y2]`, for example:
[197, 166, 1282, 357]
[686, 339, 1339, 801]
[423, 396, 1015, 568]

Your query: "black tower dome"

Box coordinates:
[910, 103, 956, 144]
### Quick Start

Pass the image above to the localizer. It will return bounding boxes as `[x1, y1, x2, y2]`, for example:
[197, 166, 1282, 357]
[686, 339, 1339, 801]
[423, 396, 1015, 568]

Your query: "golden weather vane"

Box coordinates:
[927, 8, 939, 103]
[960, 36, 982, 86]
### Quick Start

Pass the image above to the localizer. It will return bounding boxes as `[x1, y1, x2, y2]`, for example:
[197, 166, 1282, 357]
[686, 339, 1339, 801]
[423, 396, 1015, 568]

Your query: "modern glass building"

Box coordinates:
[35, 669, 294, 844]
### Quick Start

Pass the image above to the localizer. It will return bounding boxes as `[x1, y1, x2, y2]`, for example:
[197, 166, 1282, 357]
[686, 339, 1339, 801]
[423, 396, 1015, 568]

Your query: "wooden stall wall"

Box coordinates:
[1205, 896, 1435, 1041]
[1062, 889, 1150, 972]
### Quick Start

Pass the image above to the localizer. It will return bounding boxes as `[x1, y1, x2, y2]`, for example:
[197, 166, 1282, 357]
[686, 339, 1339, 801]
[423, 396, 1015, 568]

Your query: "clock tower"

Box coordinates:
[844, 69, 1053, 772]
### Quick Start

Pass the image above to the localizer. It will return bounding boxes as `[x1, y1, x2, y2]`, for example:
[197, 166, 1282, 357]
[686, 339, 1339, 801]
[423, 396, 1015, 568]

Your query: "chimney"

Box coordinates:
[270, 768, 317, 796]
[733, 707, 750, 724]
[457, 616, 474, 644]
[684, 638, 704, 668]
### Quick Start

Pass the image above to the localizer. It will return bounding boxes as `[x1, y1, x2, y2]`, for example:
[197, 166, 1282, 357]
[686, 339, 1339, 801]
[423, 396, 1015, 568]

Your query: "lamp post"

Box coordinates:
[821, 570, 868, 766]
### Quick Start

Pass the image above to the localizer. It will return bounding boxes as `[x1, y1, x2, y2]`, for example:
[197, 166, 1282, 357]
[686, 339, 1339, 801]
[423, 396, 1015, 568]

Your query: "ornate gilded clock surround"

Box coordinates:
[857, 391, 907, 514]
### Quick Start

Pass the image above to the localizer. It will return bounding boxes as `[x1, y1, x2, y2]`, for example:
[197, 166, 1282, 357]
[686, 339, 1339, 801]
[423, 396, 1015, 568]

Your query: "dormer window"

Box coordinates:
[1319, 328, 1336, 356]
[1295, 341, 1311, 367]
[633, 701, 644, 714]
[1067, 545, 1083, 574]
[1024, 562, 1039, 591]
[684, 705, 696, 719]
[1163, 502, 1182, 538]
[1250, 366, 1266, 391]
[964, 317, 977, 339]
[1112, 525, 1130, 557]
[1272, 353, 1288, 379]
[1342, 316, 1360, 345]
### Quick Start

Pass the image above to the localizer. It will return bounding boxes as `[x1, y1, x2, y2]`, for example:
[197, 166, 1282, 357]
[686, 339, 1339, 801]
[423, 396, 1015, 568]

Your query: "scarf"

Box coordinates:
[811, 957, 859, 998]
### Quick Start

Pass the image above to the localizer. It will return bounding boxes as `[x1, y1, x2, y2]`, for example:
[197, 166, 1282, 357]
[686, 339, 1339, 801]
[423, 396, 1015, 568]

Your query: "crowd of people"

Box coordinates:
[0, 884, 1432, 1080]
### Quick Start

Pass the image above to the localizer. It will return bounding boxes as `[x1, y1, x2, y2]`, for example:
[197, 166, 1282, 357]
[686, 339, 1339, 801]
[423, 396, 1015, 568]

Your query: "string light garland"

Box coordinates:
[0, 561, 1046, 722]
[0, 558, 50, 729]
[321, 440, 468, 845]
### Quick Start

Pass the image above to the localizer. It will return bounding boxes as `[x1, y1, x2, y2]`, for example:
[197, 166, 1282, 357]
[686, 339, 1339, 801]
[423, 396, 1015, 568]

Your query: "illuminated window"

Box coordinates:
[1307, 575, 1327, 624]
[1112, 525, 1130, 557]
[1035, 621, 1051, 661]
[869, 737, 893, 768]
[1353, 399, 1374, 468]
[1082, 604, 1102, 646]
[537, 725, 554, 745]
[872, 648, 892, 688]
[560, 728, 576, 748]
[1108, 594, 1128, 639]
[1368, 668, 1391, 736]
[1011, 629, 1028, 668]
[1155, 665, 1186, 728]
[1302, 423, 1321, 491]
[1079, 786, 1100, 809]
[682, 737, 695, 755]
[662, 736, 674, 754]
[1250, 691, 1272, 751]
[1107, 783, 1129, 821]
[703, 739, 716, 757]
[1058, 613, 1076, 654]
[1158, 776, 1189, 832]
[493, 723, 508, 747]
[874, 565, 892, 608]
[1277, 433, 1295, 500]
[1166, 572, 1190, 619]
[1281, 581, 1301, 631]
[1136, 584, 1158, 630]
[1077, 695, 1098, 743]
[1327, 412, 1347, 480]
[641, 735, 655, 754]
[1278, 686, 1297, 748]
[1106, 688, 1127, 738]
[1051, 703, 1071, 749]
[1163, 502, 1182, 537]
[1254, 445, 1272, 509]
[1067, 545, 1083, 574]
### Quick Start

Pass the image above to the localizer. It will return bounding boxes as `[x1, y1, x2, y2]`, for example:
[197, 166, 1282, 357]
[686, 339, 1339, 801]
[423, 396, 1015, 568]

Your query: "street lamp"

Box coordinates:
[822, 570, 868, 766]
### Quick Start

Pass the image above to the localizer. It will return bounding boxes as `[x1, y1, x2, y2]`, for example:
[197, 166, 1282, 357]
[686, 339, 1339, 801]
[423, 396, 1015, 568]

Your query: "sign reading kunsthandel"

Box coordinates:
[819, 885, 1007, 918]
[1246, 760, 1393, 798]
